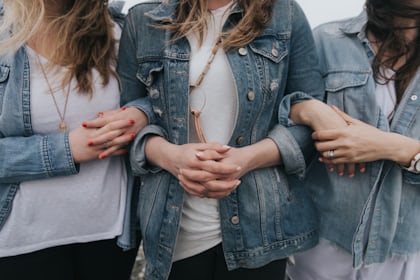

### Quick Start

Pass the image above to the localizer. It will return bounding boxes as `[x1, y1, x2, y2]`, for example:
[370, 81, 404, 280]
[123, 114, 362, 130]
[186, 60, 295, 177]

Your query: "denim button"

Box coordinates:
[236, 136, 245, 145]
[231, 216, 240, 225]
[238, 47, 247, 56]
[247, 91, 255, 101]
[410, 95, 418, 101]
[272, 48, 279, 57]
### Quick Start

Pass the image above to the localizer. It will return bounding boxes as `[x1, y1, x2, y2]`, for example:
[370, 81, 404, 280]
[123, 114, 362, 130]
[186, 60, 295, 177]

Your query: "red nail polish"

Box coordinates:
[99, 154, 107, 159]
[121, 107, 127, 111]
[130, 133, 135, 139]
[129, 119, 135, 124]
[87, 141, 94, 146]
[82, 122, 87, 127]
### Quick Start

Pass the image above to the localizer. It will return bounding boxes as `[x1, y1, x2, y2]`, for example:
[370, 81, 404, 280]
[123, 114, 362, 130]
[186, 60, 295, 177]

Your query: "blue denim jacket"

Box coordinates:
[119, 0, 323, 279]
[299, 12, 420, 268]
[0, 3, 141, 250]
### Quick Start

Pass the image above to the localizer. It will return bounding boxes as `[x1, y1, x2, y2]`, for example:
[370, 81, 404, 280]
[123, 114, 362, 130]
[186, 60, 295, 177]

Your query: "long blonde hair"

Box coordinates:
[0, 0, 118, 95]
[163, 0, 275, 49]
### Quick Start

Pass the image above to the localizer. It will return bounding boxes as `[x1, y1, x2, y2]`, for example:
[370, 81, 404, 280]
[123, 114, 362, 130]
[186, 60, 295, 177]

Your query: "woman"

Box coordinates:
[286, 0, 420, 279]
[0, 0, 147, 279]
[119, 0, 324, 279]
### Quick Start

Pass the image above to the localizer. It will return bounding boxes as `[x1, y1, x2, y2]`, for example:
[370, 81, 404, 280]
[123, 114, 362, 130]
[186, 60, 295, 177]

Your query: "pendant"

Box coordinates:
[59, 120, 67, 132]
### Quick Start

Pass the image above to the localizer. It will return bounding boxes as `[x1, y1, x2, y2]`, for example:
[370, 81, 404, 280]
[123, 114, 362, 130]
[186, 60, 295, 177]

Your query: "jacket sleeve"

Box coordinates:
[117, 8, 156, 124]
[0, 133, 78, 184]
[271, 1, 324, 179]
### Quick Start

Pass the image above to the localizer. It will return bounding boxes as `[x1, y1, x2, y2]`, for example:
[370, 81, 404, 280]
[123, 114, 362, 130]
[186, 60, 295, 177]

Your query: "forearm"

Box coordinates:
[144, 135, 175, 173]
[290, 99, 347, 130]
[239, 138, 282, 172]
[379, 132, 420, 166]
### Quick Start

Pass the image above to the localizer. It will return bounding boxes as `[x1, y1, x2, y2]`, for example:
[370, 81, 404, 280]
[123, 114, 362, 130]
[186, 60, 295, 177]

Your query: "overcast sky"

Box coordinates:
[121, 0, 366, 28]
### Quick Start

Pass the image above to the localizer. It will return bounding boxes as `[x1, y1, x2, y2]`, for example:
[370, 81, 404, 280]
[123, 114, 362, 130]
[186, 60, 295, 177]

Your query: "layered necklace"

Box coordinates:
[34, 54, 71, 132]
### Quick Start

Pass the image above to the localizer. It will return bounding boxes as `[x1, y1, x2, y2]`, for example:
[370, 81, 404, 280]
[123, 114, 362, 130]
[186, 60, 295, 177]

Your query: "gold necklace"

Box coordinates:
[189, 36, 223, 143]
[34, 53, 71, 132]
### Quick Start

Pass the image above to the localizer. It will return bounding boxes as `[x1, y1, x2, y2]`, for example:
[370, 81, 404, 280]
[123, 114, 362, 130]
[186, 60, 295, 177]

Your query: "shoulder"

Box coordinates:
[108, 1, 126, 28]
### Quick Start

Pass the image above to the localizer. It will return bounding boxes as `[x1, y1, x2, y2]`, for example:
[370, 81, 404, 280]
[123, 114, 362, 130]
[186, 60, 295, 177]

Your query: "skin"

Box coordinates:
[29, 0, 148, 163]
[143, 0, 283, 199]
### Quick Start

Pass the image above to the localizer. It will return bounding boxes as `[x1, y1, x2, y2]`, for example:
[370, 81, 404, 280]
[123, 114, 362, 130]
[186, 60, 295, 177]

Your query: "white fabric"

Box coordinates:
[0, 27, 126, 257]
[173, 1, 237, 262]
[375, 68, 397, 121]
[287, 239, 420, 280]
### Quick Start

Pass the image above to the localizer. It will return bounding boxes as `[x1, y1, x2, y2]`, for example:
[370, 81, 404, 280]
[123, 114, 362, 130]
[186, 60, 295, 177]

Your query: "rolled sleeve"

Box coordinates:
[130, 125, 168, 175]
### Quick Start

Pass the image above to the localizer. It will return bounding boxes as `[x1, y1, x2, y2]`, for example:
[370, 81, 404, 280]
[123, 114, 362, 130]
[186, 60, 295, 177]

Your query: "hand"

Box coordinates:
[82, 107, 148, 159]
[69, 125, 129, 163]
[313, 106, 384, 170]
[146, 138, 241, 199]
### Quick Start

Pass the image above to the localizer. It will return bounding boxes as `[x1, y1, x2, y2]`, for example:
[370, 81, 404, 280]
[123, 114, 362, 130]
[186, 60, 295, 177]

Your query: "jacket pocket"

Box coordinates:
[0, 65, 10, 115]
[324, 71, 370, 93]
[136, 61, 164, 87]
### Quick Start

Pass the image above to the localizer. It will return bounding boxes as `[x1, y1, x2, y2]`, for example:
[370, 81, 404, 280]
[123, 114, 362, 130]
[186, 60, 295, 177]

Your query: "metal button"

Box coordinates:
[236, 136, 245, 145]
[272, 48, 279, 57]
[231, 216, 240, 225]
[238, 47, 247, 56]
[411, 95, 418, 101]
[247, 91, 255, 101]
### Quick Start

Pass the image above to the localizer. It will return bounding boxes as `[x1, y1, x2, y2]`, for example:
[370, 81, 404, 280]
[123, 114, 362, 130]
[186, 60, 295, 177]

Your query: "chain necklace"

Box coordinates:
[34, 53, 71, 132]
[189, 36, 223, 143]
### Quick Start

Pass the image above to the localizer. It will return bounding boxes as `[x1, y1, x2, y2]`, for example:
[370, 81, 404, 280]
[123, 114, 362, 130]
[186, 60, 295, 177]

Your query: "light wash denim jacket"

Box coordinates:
[298, 12, 420, 268]
[119, 0, 324, 279]
[0, 3, 145, 250]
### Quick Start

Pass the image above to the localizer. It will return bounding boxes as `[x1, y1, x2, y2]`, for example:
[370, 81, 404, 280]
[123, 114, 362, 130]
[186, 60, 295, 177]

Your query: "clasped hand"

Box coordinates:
[69, 107, 146, 163]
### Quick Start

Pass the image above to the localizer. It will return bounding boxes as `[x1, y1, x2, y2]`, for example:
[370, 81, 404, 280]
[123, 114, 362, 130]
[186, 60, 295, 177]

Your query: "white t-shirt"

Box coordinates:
[173, 1, 238, 262]
[0, 27, 126, 257]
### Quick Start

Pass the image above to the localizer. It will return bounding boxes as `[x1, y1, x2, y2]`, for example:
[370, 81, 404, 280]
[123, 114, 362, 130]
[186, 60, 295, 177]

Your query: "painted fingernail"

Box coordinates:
[87, 141, 94, 146]
[97, 112, 104, 118]
[338, 172, 344, 176]
[348, 173, 355, 178]
[359, 167, 366, 173]
[196, 152, 203, 157]
[130, 133, 135, 139]
[99, 154, 107, 159]
[82, 122, 87, 127]
[129, 119, 135, 124]
[121, 107, 127, 111]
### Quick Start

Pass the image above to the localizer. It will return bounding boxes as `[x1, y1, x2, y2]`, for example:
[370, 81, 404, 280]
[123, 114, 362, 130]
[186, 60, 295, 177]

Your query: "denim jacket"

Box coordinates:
[300, 12, 420, 268]
[0, 3, 142, 250]
[119, 0, 324, 279]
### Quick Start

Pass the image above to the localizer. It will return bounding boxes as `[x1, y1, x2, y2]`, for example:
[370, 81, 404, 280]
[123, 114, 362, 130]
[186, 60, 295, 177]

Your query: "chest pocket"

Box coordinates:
[0, 65, 10, 115]
[249, 34, 288, 98]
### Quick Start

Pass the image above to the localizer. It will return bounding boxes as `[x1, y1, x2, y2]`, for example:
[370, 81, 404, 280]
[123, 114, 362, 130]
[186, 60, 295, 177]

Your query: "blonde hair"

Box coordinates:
[163, 0, 275, 49]
[0, 0, 118, 95]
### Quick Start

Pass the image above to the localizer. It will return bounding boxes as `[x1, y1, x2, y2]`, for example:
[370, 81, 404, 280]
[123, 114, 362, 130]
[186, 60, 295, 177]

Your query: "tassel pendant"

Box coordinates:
[59, 120, 67, 132]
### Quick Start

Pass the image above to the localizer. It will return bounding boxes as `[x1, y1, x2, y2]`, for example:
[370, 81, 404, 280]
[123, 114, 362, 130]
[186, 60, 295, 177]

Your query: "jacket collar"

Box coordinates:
[145, 0, 243, 23]
[340, 10, 368, 36]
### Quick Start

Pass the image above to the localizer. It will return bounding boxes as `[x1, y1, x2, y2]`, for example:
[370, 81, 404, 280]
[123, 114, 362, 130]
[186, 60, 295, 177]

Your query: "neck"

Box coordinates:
[207, 0, 233, 10]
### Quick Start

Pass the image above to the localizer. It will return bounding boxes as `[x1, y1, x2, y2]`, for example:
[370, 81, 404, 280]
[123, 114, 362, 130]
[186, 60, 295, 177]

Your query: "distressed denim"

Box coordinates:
[119, 0, 324, 279]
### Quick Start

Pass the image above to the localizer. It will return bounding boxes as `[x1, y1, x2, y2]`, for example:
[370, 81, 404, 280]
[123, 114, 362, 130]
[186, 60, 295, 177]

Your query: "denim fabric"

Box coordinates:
[0, 4, 140, 250]
[120, 0, 324, 279]
[298, 12, 420, 268]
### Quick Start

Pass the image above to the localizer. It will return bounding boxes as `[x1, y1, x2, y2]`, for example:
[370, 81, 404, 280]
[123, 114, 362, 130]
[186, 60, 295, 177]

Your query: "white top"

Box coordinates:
[0, 27, 126, 257]
[173, 1, 238, 262]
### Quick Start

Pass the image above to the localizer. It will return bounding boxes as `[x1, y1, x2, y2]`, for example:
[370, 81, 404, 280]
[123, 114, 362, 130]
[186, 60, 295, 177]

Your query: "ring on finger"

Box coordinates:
[327, 150, 335, 159]
[97, 112, 104, 118]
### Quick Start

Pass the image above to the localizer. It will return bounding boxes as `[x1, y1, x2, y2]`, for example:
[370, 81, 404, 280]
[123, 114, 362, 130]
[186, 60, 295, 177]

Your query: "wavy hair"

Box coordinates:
[162, 0, 275, 49]
[0, 0, 118, 95]
[366, 0, 420, 101]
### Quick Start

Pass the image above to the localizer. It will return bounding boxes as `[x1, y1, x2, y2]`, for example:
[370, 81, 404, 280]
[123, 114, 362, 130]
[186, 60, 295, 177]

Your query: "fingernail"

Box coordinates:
[359, 167, 366, 173]
[82, 122, 87, 127]
[87, 141, 94, 146]
[129, 119, 135, 124]
[318, 157, 324, 162]
[348, 173, 355, 178]
[338, 172, 344, 176]
[99, 154, 107, 159]
[236, 180, 241, 186]
[130, 133, 135, 139]
[121, 107, 127, 111]
[195, 152, 203, 157]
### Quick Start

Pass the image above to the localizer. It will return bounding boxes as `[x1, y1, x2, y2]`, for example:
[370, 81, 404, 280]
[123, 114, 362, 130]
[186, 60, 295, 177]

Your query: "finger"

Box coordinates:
[98, 146, 128, 159]
[194, 160, 241, 176]
[346, 163, 356, 178]
[180, 168, 221, 182]
[82, 108, 123, 128]
[358, 162, 366, 173]
[195, 150, 228, 161]
[178, 176, 209, 197]
[335, 163, 345, 177]
[201, 179, 240, 193]
[88, 120, 135, 146]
